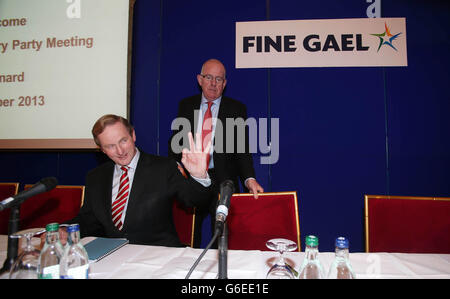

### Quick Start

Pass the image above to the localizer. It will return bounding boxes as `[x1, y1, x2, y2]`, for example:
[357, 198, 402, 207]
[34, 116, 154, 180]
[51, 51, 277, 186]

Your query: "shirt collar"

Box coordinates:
[201, 94, 221, 107]
[115, 148, 140, 172]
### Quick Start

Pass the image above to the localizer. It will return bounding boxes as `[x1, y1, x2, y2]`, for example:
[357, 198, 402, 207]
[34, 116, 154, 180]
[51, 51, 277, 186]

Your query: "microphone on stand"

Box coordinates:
[0, 177, 58, 211]
[0, 177, 58, 274]
[215, 180, 234, 235]
[185, 180, 235, 279]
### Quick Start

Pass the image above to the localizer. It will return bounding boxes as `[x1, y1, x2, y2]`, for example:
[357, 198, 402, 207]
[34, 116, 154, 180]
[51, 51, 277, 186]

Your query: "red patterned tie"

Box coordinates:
[202, 101, 213, 170]
[112, 166, 129, 230]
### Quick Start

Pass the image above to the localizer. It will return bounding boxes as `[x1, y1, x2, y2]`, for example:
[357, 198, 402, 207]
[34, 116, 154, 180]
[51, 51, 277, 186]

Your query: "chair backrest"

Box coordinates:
[19, 185, 85, 230]
[227, 191, 301, 251]
[0, 182, 20, 234]
[365, 195, 450, 253]
[172, 199, 195, 247]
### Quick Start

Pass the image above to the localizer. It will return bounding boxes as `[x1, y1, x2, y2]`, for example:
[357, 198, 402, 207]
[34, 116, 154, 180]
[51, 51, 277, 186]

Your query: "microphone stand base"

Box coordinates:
[1, 206, 20, 275]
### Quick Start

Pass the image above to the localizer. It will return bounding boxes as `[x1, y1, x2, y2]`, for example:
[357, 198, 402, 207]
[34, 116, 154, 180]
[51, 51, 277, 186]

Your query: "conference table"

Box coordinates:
[1, 235, 449, 279]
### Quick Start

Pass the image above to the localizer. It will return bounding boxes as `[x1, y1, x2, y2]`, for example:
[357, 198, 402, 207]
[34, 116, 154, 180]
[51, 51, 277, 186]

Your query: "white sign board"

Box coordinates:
[236, 18, 407, 68]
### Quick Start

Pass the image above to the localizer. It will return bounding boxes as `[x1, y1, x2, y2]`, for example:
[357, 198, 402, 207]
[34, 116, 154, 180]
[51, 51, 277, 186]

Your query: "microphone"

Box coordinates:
[185, 180, 234, 279]
[0, 177, 58, 211]
[215, 180, 235, 234]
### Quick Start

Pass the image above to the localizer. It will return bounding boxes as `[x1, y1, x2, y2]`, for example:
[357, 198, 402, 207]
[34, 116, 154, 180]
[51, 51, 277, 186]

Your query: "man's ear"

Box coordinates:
[197, 74, 203, 87]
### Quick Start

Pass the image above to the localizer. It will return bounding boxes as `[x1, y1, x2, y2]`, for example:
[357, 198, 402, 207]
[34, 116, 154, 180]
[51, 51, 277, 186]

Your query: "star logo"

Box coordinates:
[371, 22, 402, 52]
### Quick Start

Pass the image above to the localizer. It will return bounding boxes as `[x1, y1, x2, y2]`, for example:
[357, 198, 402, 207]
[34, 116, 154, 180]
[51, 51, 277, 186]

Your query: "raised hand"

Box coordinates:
[181, 132, 211, 179]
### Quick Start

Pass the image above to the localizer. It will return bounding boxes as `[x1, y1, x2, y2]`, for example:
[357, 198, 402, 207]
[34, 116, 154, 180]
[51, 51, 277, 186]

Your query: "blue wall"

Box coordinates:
[1, 0, 449, 252]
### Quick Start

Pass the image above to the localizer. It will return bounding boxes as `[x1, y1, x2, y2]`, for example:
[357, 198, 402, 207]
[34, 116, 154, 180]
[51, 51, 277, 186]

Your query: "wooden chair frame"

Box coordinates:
[0, 182, 19, 198]
[189, 210, 195, 247]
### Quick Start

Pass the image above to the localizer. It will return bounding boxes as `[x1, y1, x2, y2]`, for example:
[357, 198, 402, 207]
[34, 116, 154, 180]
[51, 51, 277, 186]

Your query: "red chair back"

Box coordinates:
[172, 200, 195, 247]
[0, 182, 19, 234]
[227, 192, 301, 251]
[19, 185, 84, 230]
[365, 195, 450, 253]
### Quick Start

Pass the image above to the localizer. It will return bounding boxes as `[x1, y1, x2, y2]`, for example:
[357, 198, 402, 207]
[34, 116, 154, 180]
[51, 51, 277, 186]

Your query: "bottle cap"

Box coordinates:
[45, 222, 59, 232]
[335, 236, 349, 249]
[305, 235, 319, 247]
[67, 223, 80, 233]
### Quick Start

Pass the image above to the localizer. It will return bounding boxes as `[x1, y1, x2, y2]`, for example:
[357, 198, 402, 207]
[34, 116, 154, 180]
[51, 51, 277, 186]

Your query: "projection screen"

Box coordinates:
[0, 0, 133, 149]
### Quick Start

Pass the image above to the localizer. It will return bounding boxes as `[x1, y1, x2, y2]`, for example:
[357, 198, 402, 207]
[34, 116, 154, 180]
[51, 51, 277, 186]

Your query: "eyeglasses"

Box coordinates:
[200, 74, 225, 84]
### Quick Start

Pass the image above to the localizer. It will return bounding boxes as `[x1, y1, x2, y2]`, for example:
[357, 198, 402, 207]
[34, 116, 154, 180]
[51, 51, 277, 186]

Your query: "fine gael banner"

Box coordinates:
[235, 18, 407, 68]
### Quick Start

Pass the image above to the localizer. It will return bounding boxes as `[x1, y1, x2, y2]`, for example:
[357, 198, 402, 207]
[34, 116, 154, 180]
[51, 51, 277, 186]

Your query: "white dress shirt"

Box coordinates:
[111, 149, 140, 225]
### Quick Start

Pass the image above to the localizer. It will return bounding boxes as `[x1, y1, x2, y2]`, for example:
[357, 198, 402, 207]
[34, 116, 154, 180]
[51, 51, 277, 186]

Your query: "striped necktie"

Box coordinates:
[112, 166, 129, 230]
[202, 101, 213, 170]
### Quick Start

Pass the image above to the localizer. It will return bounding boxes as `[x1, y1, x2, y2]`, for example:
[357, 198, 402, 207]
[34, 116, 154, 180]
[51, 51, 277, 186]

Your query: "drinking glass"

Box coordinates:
[9, 227, 45, 279]
[266, 238, 297, 279]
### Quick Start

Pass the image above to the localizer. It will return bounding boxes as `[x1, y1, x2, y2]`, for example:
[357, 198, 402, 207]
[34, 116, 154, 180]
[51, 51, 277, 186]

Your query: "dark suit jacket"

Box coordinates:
[70, 151, 211, 247]
[169, 94, 256, 196]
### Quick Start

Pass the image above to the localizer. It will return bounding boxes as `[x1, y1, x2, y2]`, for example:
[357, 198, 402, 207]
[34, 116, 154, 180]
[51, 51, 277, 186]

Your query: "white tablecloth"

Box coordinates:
[1, 235, 449, 279]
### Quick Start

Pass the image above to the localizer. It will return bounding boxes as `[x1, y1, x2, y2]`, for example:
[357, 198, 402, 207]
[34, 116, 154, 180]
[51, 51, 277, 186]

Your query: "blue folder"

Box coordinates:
[84, 237, 129, 262]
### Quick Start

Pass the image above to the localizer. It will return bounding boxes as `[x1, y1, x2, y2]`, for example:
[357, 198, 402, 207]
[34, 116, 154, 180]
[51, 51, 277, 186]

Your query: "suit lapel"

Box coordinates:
[97, 163, 115, 228]
[217, 96, 228, 123]
[216, 96, 230, 154]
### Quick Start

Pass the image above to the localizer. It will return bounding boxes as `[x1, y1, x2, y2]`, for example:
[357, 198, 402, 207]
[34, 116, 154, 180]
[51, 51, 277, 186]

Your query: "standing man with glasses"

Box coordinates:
[169, 58, 264, 247]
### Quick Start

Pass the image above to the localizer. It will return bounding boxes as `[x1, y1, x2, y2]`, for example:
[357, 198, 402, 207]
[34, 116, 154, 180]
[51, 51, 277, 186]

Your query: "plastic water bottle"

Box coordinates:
[60, 224, 90, 279]
[327, 237, 356, 279]
[298, 235, 325, 279]
[38, 223, 64, 279]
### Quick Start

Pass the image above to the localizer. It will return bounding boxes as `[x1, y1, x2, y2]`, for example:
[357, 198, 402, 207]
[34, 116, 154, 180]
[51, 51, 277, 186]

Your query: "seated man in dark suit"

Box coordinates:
[68, 114, 212, 247]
